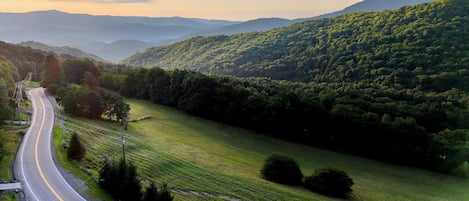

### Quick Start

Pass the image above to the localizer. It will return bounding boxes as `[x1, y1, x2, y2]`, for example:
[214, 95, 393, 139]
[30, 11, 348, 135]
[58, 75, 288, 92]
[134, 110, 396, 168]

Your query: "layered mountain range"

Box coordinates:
[123, 0, 467, 90]
[0, 0, 434, 62]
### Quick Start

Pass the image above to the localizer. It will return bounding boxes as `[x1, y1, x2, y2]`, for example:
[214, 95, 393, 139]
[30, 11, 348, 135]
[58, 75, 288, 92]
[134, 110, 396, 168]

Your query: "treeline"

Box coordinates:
[40, 55, 130, 123]
[0, 58, 19, 169]
[100, 159, 173, 201]
[114, 67, 469, 175]
[123, 0, 468, 88]
[0, 59, 18, 121]
[0, 41, 45, 81]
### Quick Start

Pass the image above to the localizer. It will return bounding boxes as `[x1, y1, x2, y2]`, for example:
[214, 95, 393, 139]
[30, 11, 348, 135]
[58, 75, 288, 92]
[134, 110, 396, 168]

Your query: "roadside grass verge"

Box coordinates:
[22, 81, 40, 89]
[64, 99, 469, 201]
[52, 126, 112, 201]
[0, 125, 27, 201]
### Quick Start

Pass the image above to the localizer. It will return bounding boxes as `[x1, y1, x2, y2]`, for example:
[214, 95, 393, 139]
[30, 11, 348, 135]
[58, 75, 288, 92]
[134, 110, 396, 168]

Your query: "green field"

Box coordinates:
[64, 99, 469, 201]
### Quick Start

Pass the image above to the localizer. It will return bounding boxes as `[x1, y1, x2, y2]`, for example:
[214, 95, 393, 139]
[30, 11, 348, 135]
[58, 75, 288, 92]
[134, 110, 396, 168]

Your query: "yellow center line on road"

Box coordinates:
[34, 90, 65, 201]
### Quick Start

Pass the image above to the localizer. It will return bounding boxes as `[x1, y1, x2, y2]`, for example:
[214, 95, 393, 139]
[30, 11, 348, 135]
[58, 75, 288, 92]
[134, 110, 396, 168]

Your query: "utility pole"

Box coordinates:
[23, 72, 32, 87]
[11, 82, 23, 105]
[121, 135, 127, 164]
[11, 72, 32, 124]
[124, 117, 128, 130]
[11, 82, 23, 123]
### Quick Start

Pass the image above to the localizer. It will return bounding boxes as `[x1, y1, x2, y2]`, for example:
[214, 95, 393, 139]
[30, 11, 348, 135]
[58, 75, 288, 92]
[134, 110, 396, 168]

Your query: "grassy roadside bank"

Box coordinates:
[52, 126, 112, 201]
[0, 125, 27, 201]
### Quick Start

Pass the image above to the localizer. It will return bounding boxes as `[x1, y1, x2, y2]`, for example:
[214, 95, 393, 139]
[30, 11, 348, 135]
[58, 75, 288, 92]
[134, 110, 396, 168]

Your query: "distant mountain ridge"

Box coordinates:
[314, 0, 435, 19]
[0, 10, 239, 62]
[78, 40, 154, 62]
[19, 41, 105, 62]
[200, 18, 295, 36]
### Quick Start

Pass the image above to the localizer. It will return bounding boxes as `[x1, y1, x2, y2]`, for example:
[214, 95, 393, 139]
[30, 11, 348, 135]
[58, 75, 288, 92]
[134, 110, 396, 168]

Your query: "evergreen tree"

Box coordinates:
[142, 182, 158, 201]
[67, 133, 86, 161]
[99, 160, 115, 192]
[157, 183, 173, 201]
[100, 159, 142, 201]
[121, 162, 142, 201]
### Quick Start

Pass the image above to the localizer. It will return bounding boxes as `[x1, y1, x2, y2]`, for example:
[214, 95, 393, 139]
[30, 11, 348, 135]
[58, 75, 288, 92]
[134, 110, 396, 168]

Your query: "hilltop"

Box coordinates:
[19, 41, 105, 62]
[313, 0, 435, 19]
[123, 0, 468, 91]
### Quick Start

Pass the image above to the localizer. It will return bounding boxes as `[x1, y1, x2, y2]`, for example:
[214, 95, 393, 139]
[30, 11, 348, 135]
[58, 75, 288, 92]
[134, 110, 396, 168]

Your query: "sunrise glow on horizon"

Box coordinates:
[0, 0, 362, 21]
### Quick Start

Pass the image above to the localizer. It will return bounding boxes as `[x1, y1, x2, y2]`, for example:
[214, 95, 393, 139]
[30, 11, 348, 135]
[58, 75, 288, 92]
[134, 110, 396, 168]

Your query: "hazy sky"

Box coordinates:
[0, 0, 362, 21]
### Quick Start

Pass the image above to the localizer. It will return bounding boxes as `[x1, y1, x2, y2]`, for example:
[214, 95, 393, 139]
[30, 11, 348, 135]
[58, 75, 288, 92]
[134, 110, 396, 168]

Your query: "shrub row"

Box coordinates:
[261, 154, 354, 198]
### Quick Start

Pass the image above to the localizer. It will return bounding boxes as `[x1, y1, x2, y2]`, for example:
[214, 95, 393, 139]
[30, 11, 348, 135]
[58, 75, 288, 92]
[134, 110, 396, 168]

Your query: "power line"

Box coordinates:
[10, 72, 33, 124]
[11, 82, 23, 106]
[11, 82, 24, 123]
[23, 72, 33, 87]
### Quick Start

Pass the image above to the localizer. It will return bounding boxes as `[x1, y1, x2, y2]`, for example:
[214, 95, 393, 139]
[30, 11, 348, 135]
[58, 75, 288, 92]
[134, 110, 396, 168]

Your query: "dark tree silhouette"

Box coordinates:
[41, 54, 64, 90]
[67, 133, 86, 161]
[303, 167, 354, 198]
[261, 154, 303, 185]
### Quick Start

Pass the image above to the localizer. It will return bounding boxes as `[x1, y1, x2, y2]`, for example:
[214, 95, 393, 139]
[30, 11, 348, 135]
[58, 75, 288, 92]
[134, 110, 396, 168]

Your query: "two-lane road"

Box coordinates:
[15, 88, 86, 201]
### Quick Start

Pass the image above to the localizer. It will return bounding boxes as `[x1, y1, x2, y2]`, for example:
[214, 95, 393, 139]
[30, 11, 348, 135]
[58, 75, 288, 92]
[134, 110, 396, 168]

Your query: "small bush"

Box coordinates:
[303, 167, 354, 198]
[260, 154, 303, 185]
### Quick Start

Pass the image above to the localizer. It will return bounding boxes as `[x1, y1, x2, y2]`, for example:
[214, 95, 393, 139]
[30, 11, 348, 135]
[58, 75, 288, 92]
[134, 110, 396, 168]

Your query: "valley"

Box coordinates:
[0, 0, 468, 200]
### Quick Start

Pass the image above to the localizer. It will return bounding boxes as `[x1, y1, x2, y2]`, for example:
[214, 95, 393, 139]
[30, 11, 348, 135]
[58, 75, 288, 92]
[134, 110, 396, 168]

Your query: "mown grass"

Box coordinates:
[0, 125, 27, 201]
[65, 99, 469, 201]
[52, 126, 113, 201]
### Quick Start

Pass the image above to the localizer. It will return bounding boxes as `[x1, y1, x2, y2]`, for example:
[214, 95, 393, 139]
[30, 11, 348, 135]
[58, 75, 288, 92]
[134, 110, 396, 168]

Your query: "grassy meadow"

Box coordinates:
[62, 99, 469, 201]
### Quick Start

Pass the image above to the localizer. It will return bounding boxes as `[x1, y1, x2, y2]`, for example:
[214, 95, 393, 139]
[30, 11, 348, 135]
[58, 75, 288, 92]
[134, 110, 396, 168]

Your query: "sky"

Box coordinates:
[0, 0, 362, 21]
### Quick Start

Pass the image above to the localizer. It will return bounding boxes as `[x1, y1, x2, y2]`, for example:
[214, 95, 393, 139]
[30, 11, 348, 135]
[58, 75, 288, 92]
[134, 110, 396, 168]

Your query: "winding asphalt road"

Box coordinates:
[14, 88, 86, 201]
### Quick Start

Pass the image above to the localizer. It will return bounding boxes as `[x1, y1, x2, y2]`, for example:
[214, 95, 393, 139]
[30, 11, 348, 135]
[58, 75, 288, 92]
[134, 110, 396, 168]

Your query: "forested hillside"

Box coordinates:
[115, 65, 469, 176]
[313, 0, 434, 19]
[124, 0, 468, 88]
[118, 0, 469, 176]
[0, 41, 45, 121]
[0, 59, 18, 121]
[0, 41, 46, 81]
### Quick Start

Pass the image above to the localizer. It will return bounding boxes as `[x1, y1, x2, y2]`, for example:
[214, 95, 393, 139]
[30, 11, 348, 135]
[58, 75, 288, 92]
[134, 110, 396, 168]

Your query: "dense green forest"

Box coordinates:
[117, 0, 469, 176]
[37, 56, 131, 123]
[0, 41, 46, 81]
[0, 49, 22, 165]
[112, 67, 469, 176]
[0, 58, 18, 122]
[124, 0, 468, 87]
